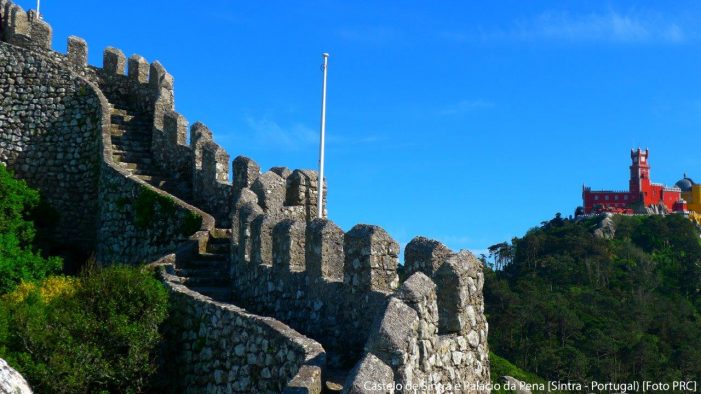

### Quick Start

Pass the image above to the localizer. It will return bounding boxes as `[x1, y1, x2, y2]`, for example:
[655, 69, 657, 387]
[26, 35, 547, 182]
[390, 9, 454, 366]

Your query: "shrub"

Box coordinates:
[0, 165, 62, 294]
[0, 266, 168, 393]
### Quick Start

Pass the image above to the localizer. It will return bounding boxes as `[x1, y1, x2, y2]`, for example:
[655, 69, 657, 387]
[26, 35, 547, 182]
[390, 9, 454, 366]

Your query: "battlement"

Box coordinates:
[229, 207, 489, 383]
[0, 1, 325, 228]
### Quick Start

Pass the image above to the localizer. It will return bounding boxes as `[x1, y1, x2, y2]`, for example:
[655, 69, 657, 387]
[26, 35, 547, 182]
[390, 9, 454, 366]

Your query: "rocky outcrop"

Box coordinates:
[0, 359, 32, 394]
[593, 214, 616, 239]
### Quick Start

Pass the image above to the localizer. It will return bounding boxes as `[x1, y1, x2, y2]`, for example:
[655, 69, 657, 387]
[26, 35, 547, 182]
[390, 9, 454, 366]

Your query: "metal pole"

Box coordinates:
[317, 53, 329, 219]
[36, 0, 40, 19]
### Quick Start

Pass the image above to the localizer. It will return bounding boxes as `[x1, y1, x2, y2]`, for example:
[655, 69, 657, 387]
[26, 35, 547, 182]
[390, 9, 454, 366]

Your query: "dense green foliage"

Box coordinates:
[485, 214, 701, 385]
[0, 266, 169, 393]
[0, 165, 61, 294]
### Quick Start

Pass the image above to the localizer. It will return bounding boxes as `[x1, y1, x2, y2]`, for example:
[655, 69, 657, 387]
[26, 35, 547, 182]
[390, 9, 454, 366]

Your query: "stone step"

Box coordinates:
[176, 267, 226, 277]
[110, 114, 134, 123]
[178, 275, 229, 287]
[110, 108, 128, 116]
[112, 135, 151, 144]
[135, 173, 164, 182]
[190, 286, 231, 302]
[112, 153, 152, 165]
[112, 150, 151, 160]
[211, 228, 232, 239]
[118, 162, 139, 170]
[187, 254, 228, 268]
[110, 126, 151, 135]
[111, 143, 151, 154]
[207, 241, 229, 254]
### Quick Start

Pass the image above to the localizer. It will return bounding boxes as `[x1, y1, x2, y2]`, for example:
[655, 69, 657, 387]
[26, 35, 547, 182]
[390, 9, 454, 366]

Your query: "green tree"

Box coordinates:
[0, 165, 61, 294]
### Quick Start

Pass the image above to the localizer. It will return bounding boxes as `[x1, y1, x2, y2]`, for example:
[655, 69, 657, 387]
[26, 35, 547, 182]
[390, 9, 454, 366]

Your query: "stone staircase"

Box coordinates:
[175, 231, 232, 302]
[109, 104, 231, 298]
[109, 105, 192, 201]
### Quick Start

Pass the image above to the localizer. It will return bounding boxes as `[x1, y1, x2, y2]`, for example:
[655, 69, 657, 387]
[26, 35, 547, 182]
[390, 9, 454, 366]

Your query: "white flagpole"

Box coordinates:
[36, 0, 40, 19]
[317, 53, 329, 219]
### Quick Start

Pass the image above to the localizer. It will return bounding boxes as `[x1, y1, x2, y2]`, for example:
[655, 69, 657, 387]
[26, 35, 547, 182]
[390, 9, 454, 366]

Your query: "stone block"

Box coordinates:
[251, 171, 286, 212]
[404, 236, 452, 278]
[305, 218, 344, 282]
[344, 353, 395, 394]
[103, 47, 126, 74]
[233, 156, 260, 190]
[237, 202, 263, 265]
[273, 219, 306, 273]
[343, 224, 399, 293]
[433, 251, 482, 335]
[128, 54, 148, 83]
[251, 214, 276, 267]
[164, 110, 186, 146]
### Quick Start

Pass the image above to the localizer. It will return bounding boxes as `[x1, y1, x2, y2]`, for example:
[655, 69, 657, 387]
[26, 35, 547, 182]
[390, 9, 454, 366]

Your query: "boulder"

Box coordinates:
[0, 358, 32, 394]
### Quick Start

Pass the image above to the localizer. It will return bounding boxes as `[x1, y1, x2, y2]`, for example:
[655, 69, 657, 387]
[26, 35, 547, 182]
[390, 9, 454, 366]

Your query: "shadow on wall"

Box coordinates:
[0, 43, 102, 261]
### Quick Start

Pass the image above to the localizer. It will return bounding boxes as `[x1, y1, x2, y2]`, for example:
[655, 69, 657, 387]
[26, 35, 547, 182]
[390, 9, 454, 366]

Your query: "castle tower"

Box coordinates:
[629, 147, 650, 197]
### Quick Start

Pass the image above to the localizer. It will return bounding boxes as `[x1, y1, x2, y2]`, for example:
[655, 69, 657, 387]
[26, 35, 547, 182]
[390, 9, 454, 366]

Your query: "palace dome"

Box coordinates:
[675, 174, 695, 192]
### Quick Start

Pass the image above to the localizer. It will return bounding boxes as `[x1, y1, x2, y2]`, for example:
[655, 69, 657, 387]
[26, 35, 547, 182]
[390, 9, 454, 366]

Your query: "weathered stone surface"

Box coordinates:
[273, 219, 307, 272]
[343, 354, 394, 394]
[160, 266, 325, 393]
[305, 218, 344, 282]
[0, 358, 32, 394]
[252, 170, 286, 213]
[344, 225, 400, 293]
[404, 236, 452, 278]
[233, 155, 260, 190]
[593, 214, 616, 239]
[366, 297, 419, 367]
[102, 46, 125, 75]
[67, 35, 87, 68]
[128, 54, 148, 83]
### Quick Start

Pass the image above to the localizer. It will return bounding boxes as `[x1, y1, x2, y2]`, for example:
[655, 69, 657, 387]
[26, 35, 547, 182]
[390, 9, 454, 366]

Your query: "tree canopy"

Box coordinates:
[485, 214, 701, 385]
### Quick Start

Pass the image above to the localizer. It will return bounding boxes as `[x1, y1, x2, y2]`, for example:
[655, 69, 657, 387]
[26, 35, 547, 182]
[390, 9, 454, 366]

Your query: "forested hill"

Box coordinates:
[484, 213, 701, 386]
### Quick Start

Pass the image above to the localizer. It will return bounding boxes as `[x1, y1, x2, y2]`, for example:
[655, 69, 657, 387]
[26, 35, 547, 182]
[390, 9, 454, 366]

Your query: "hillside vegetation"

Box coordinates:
[485, 213, 701, 385]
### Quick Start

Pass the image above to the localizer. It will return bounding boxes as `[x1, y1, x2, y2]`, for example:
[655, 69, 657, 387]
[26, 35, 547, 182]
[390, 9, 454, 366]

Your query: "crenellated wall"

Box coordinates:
[229, 205, 491, 392]
[232, 212, 395, 367]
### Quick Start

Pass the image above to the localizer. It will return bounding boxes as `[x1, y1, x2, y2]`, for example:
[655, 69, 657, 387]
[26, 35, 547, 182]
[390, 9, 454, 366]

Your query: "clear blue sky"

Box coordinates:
[20, 0, 701, 255]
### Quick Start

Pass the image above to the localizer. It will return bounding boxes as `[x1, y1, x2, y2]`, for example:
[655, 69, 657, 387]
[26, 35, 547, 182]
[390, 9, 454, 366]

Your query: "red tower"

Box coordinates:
[629, 148, 650, 197]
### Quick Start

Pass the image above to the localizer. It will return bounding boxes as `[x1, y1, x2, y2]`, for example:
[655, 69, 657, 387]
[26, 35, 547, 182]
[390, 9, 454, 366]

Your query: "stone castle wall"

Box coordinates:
[158, 255, 325, 393]
[0, 42, 101, 249]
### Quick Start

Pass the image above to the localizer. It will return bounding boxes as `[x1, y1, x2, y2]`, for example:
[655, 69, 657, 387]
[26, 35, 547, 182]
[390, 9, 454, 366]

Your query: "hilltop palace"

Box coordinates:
[582, 148, 701, 217]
